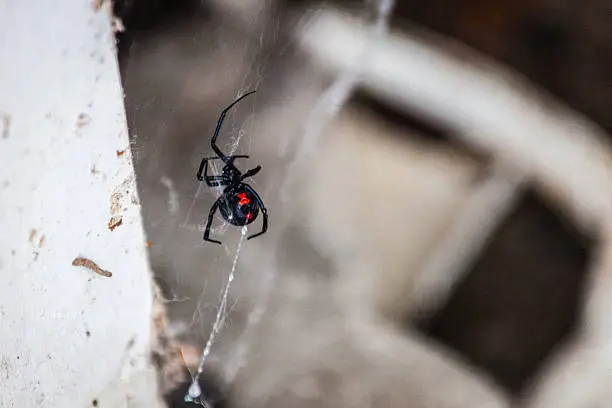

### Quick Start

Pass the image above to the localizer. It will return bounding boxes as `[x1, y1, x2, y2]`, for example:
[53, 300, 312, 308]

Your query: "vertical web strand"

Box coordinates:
[223, 0, 395, 387]
[185, 226, 248, 405]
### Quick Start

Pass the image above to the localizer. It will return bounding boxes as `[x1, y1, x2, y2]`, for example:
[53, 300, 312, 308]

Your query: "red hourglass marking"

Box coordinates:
[237, 192, 251, 206]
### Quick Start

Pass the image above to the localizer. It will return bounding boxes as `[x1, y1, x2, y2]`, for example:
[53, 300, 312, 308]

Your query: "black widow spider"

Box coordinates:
[197, 90, 268, 245]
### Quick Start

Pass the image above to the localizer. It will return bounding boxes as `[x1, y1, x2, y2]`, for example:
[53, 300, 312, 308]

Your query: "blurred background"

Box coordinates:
[111, 0, 611, 407]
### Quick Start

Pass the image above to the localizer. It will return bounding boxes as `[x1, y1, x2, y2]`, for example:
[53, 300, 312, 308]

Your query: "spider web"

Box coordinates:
[223, 0, 396, 387]
[179, 1, 394, 404]
[122, 1, 394, 406]
[172, 2, 283, 403]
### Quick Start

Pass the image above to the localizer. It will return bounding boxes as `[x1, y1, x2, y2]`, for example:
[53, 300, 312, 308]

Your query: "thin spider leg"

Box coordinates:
[197, 158, 213, 181]
[211, 90, 257, 163]
[240, 165, 262, 181]
[205, 178, 230, 188]
[203, 199, 222, 245]
[197, 155, 250, 181]
[201, 155, 250, 163]
[228, 154, 250, 161]
[244, 184, 268, 240]
[197, 158, 231, 187]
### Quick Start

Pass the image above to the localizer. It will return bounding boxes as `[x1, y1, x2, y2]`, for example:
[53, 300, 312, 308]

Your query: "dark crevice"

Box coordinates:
[415, 190, 593, 394]
[113, 0, 208, 84]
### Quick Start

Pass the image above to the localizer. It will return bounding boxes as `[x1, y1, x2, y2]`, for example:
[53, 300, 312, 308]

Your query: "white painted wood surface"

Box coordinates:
[0, 1, 162, 407]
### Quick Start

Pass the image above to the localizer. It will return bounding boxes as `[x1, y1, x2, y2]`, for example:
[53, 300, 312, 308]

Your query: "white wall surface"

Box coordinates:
[0, 1, 162, 407]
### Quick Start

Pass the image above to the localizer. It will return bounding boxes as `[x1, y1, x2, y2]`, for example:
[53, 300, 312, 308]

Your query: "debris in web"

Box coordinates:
[160, 175, 180, 216]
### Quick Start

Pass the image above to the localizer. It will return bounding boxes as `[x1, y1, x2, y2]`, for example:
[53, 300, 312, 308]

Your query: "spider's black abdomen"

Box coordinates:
[218, 184, 259, 227]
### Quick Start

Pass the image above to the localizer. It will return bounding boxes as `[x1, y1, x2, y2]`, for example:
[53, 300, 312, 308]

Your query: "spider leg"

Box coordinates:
[211, 90, 257, 164]
[206, 179, 230, 187]
[203, 199, 222, 245]
[197, 158, 231, 187]
[243, 184, 268, 240]
[197, 157, 212, 181]
[228, 154, 250, 161]
[240, 165, 262, 181]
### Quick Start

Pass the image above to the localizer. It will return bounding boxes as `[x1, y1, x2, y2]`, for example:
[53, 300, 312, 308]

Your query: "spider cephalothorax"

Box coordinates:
[196, 90, 268, 245]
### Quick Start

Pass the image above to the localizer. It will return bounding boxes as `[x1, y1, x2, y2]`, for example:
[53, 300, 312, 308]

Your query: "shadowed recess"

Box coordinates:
[416, 190, 593, 394]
